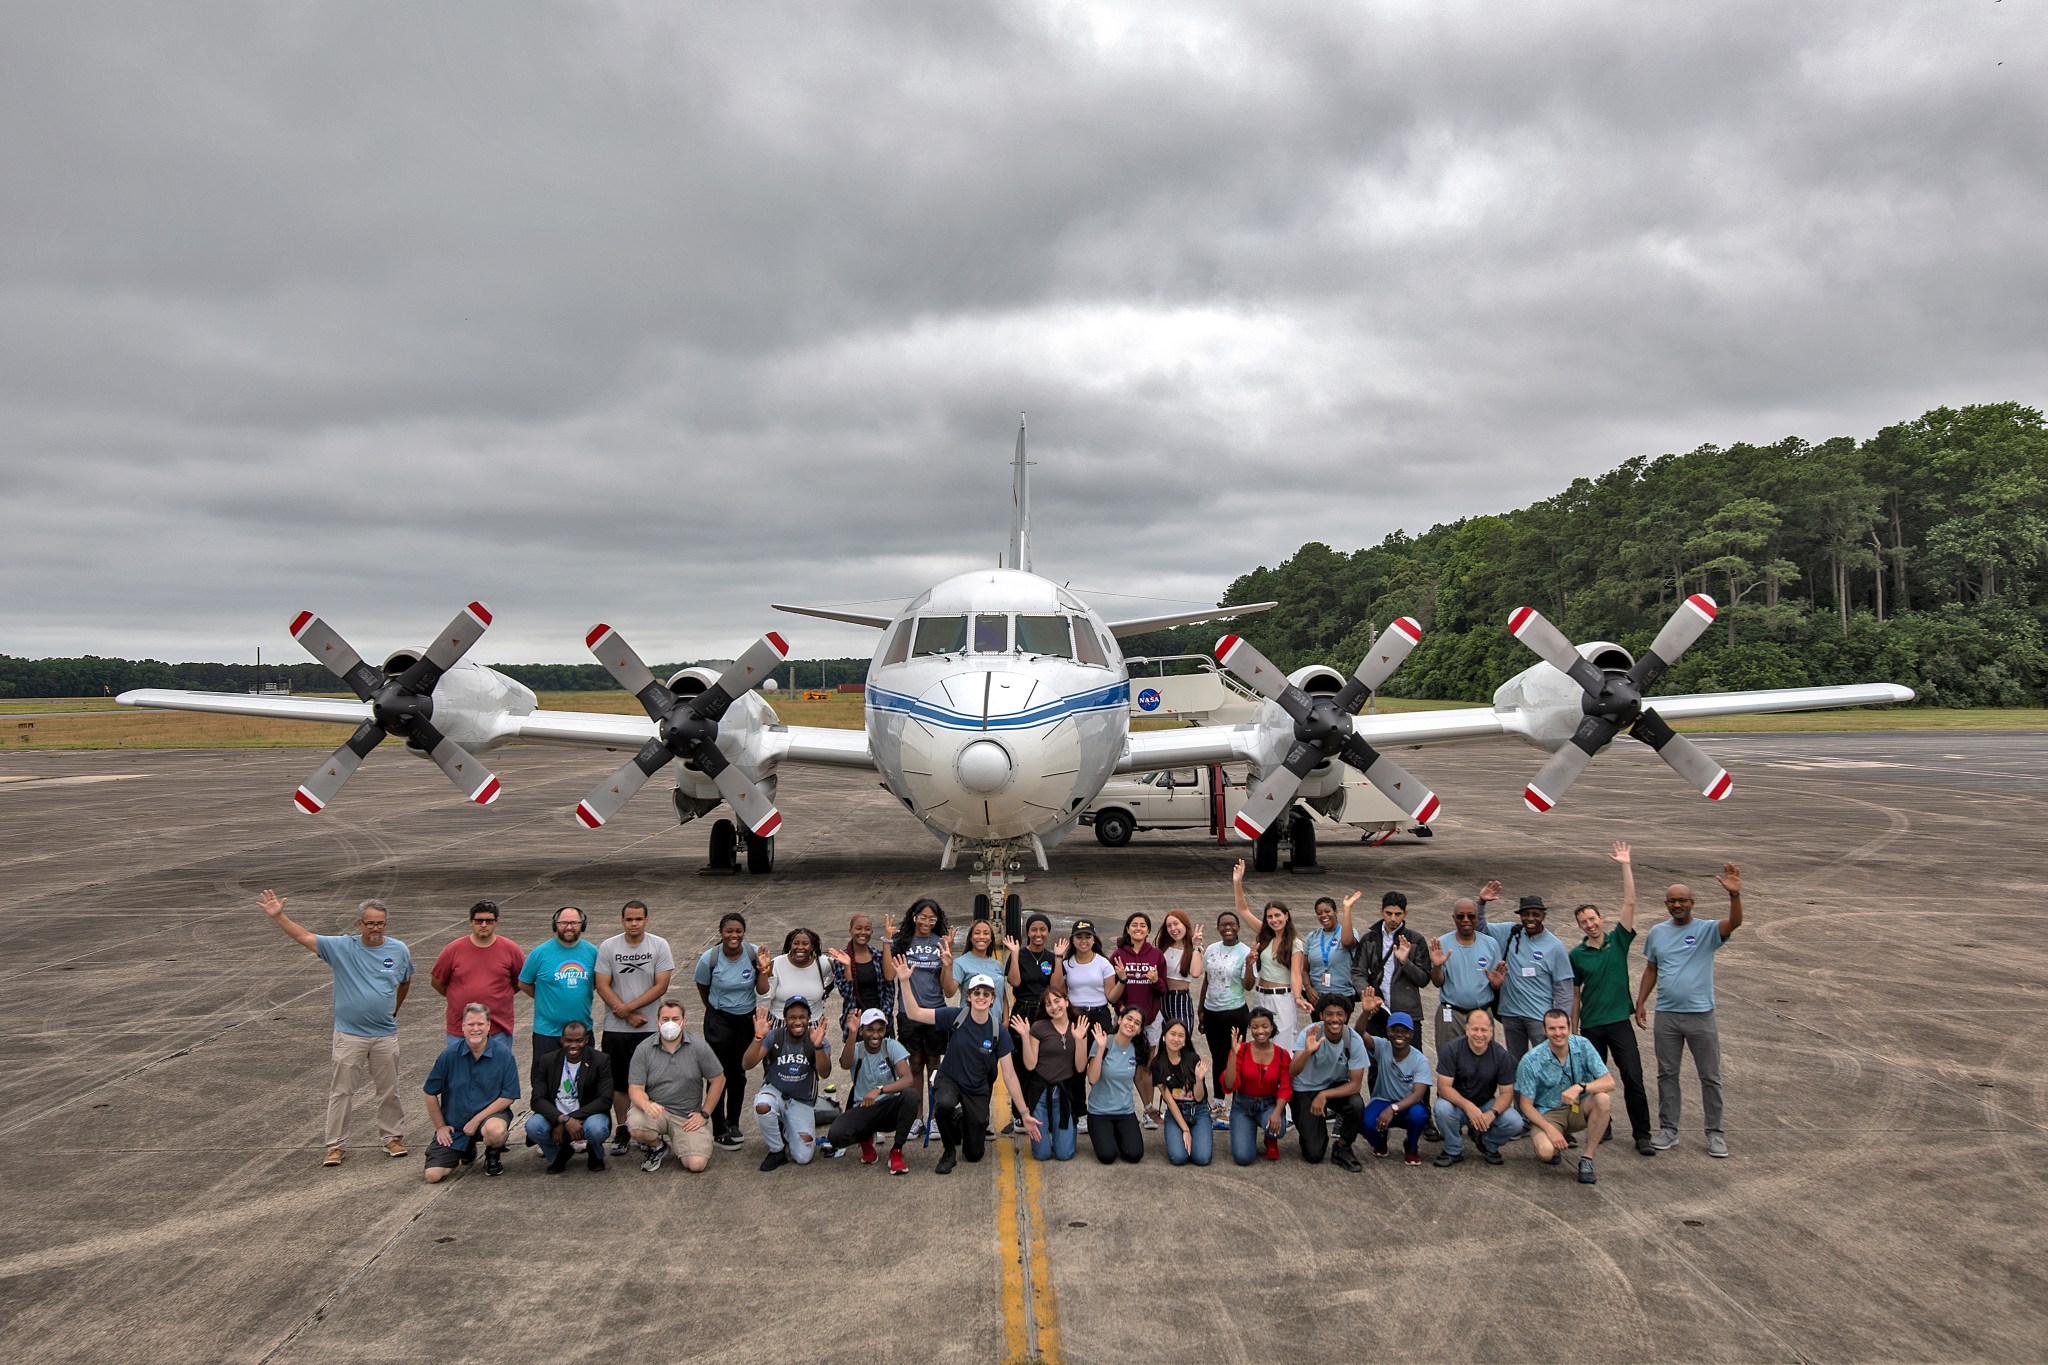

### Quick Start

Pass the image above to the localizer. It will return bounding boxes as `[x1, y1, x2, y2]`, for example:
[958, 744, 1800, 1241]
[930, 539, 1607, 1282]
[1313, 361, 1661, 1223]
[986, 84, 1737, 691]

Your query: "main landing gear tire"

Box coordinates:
[703, 818, 740, 875]
[744, 828, 775, 874]
[1286, 808, 1323, 874]
[1093, 809, 1135, 847]
[1253, 820, 1282, 874]
[1004, 893, 1022, 942]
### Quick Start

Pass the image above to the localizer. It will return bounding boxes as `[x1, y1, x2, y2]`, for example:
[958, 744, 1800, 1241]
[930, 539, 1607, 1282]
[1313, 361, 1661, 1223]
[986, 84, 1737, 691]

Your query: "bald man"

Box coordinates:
[1635, 864, 1744, 1158]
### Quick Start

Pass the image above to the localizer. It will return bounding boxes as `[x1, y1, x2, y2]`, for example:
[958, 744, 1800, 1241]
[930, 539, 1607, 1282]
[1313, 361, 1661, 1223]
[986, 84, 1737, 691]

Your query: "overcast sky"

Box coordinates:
[3, 2, 2043, 665]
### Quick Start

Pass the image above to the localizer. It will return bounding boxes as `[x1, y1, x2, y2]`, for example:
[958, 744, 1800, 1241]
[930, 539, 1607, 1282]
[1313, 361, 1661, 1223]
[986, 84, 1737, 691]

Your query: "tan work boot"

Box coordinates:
[383, 1138, 409, 1158]
[323, 1147, 346, 1167]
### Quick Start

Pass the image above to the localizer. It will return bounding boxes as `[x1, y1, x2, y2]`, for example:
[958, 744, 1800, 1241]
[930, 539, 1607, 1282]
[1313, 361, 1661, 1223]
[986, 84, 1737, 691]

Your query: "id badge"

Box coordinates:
[1320, 971, 1332, 989]
[1442, 1005, 1454, 1023]
[1519, 966, 1538, 978]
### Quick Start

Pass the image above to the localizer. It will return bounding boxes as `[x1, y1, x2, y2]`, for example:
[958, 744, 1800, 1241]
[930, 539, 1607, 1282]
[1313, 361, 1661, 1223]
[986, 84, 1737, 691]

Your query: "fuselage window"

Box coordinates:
[913, 616, 967, 657]
[973, 613, 1010, 654]
[1075, 619, 1109, 668]
[1015, 615, 1074, 659]
[880, 620, 912, 667]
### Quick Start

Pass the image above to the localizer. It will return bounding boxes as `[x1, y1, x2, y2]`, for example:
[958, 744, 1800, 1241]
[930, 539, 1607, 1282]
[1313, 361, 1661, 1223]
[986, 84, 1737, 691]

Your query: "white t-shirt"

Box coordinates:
[766, 954, 831, 1018]
[1064, 954, 1116, 1009]
[1202, 942, 1251, 1010]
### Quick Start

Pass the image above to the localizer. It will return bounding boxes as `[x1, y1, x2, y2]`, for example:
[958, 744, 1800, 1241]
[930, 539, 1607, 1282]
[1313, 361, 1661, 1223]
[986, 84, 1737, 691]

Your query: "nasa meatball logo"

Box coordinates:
[1137, 688, 1162, 712]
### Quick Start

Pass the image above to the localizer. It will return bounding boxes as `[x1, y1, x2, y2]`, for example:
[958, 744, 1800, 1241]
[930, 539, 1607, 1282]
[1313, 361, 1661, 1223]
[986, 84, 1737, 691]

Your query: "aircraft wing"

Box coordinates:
[1116, 723, 1265, 773]
[1640, 683, 1914, 721]
[118, 689, 372, 725]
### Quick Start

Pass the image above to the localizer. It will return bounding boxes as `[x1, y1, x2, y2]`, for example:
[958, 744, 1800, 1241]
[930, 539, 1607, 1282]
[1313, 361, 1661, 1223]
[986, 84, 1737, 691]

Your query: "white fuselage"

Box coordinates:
[864, 569, 1130, 848]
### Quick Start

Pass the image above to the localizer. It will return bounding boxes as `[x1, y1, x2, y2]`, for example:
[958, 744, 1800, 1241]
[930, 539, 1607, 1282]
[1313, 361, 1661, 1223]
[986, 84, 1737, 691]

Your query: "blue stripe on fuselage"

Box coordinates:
[867, 682, 1129, 731]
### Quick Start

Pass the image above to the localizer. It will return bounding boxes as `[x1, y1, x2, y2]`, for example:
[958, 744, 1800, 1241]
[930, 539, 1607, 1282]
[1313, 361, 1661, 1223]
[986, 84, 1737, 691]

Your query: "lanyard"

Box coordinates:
[1315, 930, 1337, 969]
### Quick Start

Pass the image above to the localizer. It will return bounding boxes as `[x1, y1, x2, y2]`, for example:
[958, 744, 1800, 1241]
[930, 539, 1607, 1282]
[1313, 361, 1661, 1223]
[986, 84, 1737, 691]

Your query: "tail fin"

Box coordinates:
[1007, 414, 1032, 573]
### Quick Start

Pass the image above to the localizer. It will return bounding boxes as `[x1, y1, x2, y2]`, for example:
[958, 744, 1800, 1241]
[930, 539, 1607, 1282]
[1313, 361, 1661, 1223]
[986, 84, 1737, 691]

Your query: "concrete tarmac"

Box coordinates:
[1, 733, 2045, 1363]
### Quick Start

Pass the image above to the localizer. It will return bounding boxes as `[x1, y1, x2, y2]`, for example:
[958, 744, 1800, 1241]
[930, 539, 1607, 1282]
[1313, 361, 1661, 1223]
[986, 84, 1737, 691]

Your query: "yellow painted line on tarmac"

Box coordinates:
[991, 1087, 1061, 1364]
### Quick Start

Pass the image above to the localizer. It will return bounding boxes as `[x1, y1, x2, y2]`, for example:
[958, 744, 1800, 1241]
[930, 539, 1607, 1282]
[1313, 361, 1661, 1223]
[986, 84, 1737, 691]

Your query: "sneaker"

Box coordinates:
[1635, 1137, 1656, 1157]
[1482, 1148, 1505, 1166]
[934, 1150, 958, 1175]
[1434, 1151, 1463, 1168]
[547, 1147, 573, 1174]
[1540, 1150, 1562, 1166]
[1422, 1124, 1442, 1143]
[715, 1132, 744, 1152]
[1213, 1115, 1231, 1131]
[587, 1146, 606, 1172]
[908, 1117, 928, 1139]
[1404, 1149, 1423, 1167]
[760, 1150, 788, 1172]
[822, 1142, 848, 1159]
[322, 1147, 345, 1167]
[571, 1139, 587, 1153]
[1330, 1144, 1362, 1173]
[860, 1138, 878, 1165]
[640, 1143, 669, 1173]
[888, 1147, 909, 1176]
[1578, 1156, 1597, 1185]
[1076, 1116, 1089, 1135]
[1141, 1111, 1160, 1131]
[383, 1138, 408, 1159]
[1707, 1133, 1729, 1158]
[610, 1130, 633, 1155]
[1652, 1129, 1679, 1151]
[1263, 1137, 1280, 1162]
[1369, 1141, 1390, 1159]
[484, 1148, 504, 1177]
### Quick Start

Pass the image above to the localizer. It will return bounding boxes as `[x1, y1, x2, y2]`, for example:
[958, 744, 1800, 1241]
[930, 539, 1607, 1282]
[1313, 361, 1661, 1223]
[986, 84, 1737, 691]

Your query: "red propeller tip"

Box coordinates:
[1390, 617, 1422, 643]
[585, 624, 610, 649]
[468, 601, 493, 626]
[754, 810, 784, 838]
[1685, 593, 1718, 622]
[1522, 784, 1554, 814]
[1231, 812, 1263, 842]
[574, 801, 604, 828]
[289, 611, 315, 638]
[473, 776, 501, 806]
[1215, 634, 1241, 661]
[1705, 772, 1733, 801]
[292, 788, 324, 814]
[766, 632, 789, 657]
[1415, 794, 1441, 824]
[1508, 607, 1535, 635]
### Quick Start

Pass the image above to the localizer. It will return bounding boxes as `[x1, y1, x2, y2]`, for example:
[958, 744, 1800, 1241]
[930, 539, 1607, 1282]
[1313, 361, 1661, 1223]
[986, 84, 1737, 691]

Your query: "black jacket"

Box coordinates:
[530, 1048, 615, 1124]
[1351, 924, 1433, 1023]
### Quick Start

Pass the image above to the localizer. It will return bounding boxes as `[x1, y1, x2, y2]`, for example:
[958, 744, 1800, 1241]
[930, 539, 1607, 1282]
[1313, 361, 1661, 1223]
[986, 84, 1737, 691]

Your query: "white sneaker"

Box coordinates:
[1141, 1112, 1160, 1131]
[1077, 1116, 1089, 1134]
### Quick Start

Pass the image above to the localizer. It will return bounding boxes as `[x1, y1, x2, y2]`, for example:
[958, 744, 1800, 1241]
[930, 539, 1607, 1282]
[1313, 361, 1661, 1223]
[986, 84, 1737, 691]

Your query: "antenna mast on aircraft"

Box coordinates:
[1007, 414, 1031, 574]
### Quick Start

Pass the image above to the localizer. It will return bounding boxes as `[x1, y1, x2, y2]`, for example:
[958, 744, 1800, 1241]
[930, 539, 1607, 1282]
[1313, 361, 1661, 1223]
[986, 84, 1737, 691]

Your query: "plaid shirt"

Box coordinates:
[829, 951, 898, 1027]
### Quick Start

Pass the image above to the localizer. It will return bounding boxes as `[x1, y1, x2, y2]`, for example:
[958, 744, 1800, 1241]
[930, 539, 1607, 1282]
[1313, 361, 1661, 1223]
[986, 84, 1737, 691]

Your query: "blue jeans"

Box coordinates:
[1163, 1100, 1212, 1166]
[1364, 1099, 1429, 1153]
[1433, 1097, 1525, 1156]
[1030, 1088, 1078, 1161]
[754, 1088, 817, 1162]
[1229, 1094, 1280, 1166]
[523, 1110, 610, 1161]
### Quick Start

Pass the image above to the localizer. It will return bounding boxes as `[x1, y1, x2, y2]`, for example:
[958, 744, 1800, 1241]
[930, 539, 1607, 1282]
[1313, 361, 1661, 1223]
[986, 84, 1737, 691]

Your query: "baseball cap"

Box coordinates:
[858, 1008, 888, 1028]
[966, 973, 999, 994]
[1070, 919, 1096, 936]
[1387, 1011, 1415, 1032]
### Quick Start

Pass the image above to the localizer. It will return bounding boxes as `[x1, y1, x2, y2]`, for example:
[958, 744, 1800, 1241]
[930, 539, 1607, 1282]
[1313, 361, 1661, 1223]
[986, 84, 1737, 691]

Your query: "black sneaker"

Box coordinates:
[484, 1148, 504, 1177]
[1423, 1124, 1442, 1143]
[609, 1130, 632, 1155]
[1433, 1151, 1463, 1168]
[1482, 1148, 1505, 1166]
[715, 1132, 744, 1152]
[1578, 1157, 1597, 1185]
[1330, 1144, 1362, 1173]
[546, 1148, 572, 1174]
[935, 1150, 958, 1175]
[1635, 1137, 1656, 1157]
[587, 1145, 607, 1172]
[759, 1150, 788, 1172]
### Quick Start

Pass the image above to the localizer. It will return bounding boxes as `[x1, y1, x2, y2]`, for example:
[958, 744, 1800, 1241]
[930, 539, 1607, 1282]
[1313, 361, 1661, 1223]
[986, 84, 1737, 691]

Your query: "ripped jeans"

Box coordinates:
[753, 1088, 818, 1164]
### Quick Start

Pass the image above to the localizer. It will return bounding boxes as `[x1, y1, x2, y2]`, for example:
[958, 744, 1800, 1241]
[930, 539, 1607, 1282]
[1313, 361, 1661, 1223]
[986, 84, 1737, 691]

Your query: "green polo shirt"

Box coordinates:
[1568, 925, 1635, 1030]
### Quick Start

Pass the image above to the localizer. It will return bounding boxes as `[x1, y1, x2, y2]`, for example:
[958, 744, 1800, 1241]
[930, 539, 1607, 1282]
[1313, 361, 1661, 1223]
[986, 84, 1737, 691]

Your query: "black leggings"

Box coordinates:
[826, 1093, 913, 1151]
[1200, 1005, 1248, 1092]
[932, 1075, 993, 1163]
[1088, 1111, 1144, 1164]
[703, 1008, 754, 1139]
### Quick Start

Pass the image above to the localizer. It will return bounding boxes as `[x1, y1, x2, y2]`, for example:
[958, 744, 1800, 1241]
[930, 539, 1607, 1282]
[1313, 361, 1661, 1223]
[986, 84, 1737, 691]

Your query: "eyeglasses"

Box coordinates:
[471, 916, 498, 924]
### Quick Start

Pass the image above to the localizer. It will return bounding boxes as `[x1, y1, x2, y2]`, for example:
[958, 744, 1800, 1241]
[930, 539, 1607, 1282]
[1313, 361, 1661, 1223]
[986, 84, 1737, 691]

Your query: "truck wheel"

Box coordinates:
[744, 829, 775, 874]
[1094, 809, 1135, 847]
[1253, 821, 1281, 874]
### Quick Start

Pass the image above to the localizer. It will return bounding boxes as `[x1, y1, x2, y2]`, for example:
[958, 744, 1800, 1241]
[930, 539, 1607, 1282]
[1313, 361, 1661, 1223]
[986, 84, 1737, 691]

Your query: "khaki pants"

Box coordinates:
[627, 1104, 715, 1164]
[325, 1030, 403, 1149]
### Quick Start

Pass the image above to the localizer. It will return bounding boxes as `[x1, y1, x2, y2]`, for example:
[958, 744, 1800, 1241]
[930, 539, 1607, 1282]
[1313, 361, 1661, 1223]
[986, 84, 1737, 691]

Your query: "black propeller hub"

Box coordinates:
[659, 709, 716, 754]
[1580, 675, 1643, 724]
[1297, 698, 1350, 753]
[370, 681, 434, 736]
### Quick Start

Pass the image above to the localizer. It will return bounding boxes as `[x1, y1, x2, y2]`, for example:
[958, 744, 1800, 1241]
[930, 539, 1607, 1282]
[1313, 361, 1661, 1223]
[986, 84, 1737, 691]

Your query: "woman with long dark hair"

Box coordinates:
[1012, 985, 1086, 1162]
[692, 911, 759, 1150]
[1151, 1017, 1212, 1166]
[1222, 1006, 1292, 1165]
[1085, 1007, 1149, 1164]
[825, 912, 895, 1036]
[891, 898, 954, 1139]
[1238, 859, 1306, 1041]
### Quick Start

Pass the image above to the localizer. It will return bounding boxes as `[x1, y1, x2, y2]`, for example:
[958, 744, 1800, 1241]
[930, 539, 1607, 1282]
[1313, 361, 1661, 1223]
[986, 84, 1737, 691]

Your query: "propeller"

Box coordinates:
[1509, 592, 1728, 812]
[574, 625, 790, 835]
[288, 602, 501, 812]
[1214, 617, 1441, 840]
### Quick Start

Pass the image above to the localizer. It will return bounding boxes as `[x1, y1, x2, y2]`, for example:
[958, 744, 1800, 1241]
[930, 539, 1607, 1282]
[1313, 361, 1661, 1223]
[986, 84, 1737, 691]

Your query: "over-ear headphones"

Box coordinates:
[553, 905, 584, 932]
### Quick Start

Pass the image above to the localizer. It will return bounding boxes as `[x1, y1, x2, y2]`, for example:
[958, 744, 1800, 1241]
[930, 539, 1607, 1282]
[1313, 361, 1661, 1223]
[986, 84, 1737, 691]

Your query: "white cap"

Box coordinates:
[966, 973, 999, 994]
[858, 1008, 889, 1028]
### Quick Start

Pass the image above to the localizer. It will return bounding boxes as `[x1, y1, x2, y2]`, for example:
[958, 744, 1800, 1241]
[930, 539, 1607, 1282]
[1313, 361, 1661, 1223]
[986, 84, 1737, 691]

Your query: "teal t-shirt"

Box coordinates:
[1303, 927, 1355, 995]
[953, 953, 1008, 1017]
[694, 944, 760, 1014]
[1644, 917, 1724, 1012]
[850, 1037, 911, 1102]
[1292, 1024, 1369, 1092]
[1368, 1034, 1434, 1104]
[1481, 923, 1574, 1019]
[520, 939, 598, 1037]
[1436, 933, 1498, 1009]
[1514, 1034, 1610, 1113]
[316, 934, 413, 1037]
[1088, 1039, 1141, 1115]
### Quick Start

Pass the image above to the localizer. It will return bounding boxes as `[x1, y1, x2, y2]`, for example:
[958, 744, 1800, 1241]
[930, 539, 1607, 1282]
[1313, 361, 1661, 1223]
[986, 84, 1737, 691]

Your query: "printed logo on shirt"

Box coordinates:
[381, 957, 396, 969]
[1683, 934, 1698, 947]
[553, 962, 590, 987]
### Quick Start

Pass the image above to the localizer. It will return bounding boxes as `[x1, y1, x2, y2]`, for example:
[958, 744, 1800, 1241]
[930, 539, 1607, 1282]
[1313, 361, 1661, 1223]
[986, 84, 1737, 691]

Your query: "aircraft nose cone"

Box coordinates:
[956, 739, 1014, 796]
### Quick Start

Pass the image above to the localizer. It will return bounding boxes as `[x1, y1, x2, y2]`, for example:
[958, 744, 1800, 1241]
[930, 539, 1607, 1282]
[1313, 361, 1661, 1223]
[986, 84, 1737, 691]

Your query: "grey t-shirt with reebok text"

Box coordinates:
[597, 932, 675, 1035]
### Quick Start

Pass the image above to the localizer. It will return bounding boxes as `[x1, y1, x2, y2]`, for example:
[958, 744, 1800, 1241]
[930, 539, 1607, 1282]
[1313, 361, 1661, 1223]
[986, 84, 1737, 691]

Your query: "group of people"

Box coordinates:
[266, 838, 1743, 1189]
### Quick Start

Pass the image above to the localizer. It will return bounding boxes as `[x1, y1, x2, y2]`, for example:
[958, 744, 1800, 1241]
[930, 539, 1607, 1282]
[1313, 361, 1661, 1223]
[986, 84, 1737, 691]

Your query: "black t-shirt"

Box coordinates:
[848, 953, 883, 1010]
[935, 1006, 1013, 1095]
[1014, 948, 1057, 1017]
[1441, 1039, 1515, 1108]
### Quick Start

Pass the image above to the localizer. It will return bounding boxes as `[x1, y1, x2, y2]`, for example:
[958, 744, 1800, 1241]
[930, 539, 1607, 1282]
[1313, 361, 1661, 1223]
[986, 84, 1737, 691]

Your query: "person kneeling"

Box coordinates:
[894, 960, 1040, 1173]
[744, 996, 832, 1171]
[1515, 1009, 1616, 1186]
[626, 1000, 724, 1173]
[1288, 997, 1369, 1171]
[822, 1008, 916, 1170]
[421, 1002, 519, 1182]
[1085, 1008, 1150, 1164]
[1362, 1012, 1433, 1165]
[525, 1021, 614, 1174]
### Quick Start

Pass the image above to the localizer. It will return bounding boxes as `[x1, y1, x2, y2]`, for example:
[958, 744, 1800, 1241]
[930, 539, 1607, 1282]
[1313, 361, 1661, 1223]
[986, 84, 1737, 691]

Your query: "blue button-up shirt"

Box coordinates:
[422, 1034, 521, 1129]
[1513, 1034, 1609, 1114]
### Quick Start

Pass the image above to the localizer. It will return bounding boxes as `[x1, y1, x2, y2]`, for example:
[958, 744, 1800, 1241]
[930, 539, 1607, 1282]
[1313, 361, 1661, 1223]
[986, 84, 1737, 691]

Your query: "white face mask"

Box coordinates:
[658, 1020, 682, 1042]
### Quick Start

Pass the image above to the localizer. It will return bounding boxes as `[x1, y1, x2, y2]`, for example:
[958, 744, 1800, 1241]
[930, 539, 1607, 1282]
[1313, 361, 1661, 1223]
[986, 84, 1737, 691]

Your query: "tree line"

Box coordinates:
[0, 657, 875, 699]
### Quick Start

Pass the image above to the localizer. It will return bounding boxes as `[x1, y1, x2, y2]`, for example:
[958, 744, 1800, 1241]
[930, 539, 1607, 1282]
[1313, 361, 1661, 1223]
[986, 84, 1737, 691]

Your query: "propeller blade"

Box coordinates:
[410, 722, 501, 806]
[1507, 607, 1606, 694]
[585, 624, 674, 720]
[1629, 593, 1719, 691]
[1214, 633, 1311, 722]
[1521, 713, 1621, 812]
[399, 601, 493, 694]
[1335, 616, 1423, 713]
[1231, 763, 1307, 841]
[289, 611, 383, 701]
[687, 740, 783, 838]
[692, 633, 793, 724]
[574, 738, 673, 828]
[1337, 735, 1442, 824]
[1631, 708, 1733, 801]
[294, 721, 386, 813]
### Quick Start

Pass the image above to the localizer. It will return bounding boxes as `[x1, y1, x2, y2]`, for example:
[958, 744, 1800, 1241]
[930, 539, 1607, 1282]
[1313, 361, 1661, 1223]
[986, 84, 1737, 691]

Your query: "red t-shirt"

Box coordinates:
[430, 935, 526, 1035]
[1231, 1043, 1293, 1102]
[1113, 944, 1167, 1022]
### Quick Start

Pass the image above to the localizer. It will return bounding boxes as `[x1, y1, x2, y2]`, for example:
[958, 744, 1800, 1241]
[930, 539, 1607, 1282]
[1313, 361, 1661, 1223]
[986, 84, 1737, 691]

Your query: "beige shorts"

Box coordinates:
[628, 1104, 716, 1162]
[1542, 1105, 1591, 1136]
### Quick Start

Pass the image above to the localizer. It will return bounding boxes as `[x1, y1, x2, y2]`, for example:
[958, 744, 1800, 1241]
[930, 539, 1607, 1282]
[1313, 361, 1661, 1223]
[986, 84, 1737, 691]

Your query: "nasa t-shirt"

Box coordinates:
[764, 1026, 820, 1105]
[1645, 917, 1725, 1013]
[904, 934, 948, 1009]
[934, 1006, 1013, 1095]
[317, 934, 413, 1037]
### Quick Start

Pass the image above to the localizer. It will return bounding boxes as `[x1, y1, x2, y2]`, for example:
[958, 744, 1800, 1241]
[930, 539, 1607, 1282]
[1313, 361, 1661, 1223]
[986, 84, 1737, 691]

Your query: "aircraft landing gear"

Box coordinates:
[745, 829, 775, 874]
[1252, 821, 1281, 874]
[702, 818, 740, 876]
[972, 893, 1024, 940]
[1286, 808, 1324, 875]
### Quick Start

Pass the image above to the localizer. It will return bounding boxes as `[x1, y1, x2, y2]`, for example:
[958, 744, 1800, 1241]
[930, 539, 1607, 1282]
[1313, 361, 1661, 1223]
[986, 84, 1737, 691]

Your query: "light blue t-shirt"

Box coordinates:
[1368, 1034, 1434, 1105]
[1514, 1034, 1610, 1113]
[694, 943, 760, 1015]
[316, 934, 413, 1037]
[1436, 933, 1498, 1010]
[1480, 921, 1575, 1019]
[520, 938, 599, 1037]
[1644, 917, 1725, 1012]
[1292, 1024, 1370, 1092]
[1303, 927, 1356, 995]
[1088, 1039, 1141, 1116]
[850, 1037, 911, 1102]
[953, 953, 1008, 1017]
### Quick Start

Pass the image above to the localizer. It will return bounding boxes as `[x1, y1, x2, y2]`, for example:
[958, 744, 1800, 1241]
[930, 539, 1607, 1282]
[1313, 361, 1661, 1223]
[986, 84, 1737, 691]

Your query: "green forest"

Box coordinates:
[6, 402, 2043, 706]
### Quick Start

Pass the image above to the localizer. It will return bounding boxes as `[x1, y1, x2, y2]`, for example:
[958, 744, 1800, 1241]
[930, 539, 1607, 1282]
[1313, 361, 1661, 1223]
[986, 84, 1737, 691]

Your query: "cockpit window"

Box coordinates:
[973, 614, 1009, 654]
[1015, 615, 1073, 659]
[1074, 619, 1109, 668]
[912, 616, 967, 657]
[880, 620, 912, 667]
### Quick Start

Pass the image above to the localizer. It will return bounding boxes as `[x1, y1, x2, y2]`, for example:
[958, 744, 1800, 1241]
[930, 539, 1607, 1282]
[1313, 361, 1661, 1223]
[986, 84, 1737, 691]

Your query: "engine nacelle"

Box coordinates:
[410, 660, 539, 752]
[661, 668, 782, 818]
[665, 667, 722, 699]
[1287, 664, 1346, 697]
[1492, 641, 1634, 752]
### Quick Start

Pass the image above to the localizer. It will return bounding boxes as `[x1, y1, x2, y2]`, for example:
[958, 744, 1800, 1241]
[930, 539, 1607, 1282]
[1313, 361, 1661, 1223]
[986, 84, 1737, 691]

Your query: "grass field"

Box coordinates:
[0, 692, 2040, 751]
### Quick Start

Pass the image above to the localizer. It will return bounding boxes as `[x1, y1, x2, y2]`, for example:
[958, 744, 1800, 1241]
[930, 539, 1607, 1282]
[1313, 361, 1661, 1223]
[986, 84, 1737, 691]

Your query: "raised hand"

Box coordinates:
[1393, 937, 1411, 964]
[1342, 890, 1363, 913]
[1053, 937, 1070, 957]
[887, 951, 912, 982]
[809, 1019, 829, 1047]
[1232, 859, 1246, 884]
[1479, 878, 1503, 904]
[1071, 1017, 1089, 1045]
[752, 1013, 771, 1040]
[1229, 1027, 1243, 1051]
[826, 947, 852, 969]
[1361, 986, 1384, 1013]
[1429, 941, 1449, 970]
[1486, 961, 1508, 988]
[939, 936, 955, 965]
[258, 889, 286, 918]
[1090, 1021, 1108, 1049]
[883, 914, 896, 939]
[1195, 1056, 1210, 1079]
[1193, 924, 1205, 948]
[1716, 863, 1742, 897]
[1008, 1012, 1030, 1036]
[1611, 840, 1632, 866]
[842, 1012, 858, 1039]
[1003, 936, 1020, 956]
[1301, 1027, 1323, 1053]
[755, 945, 773, 976]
